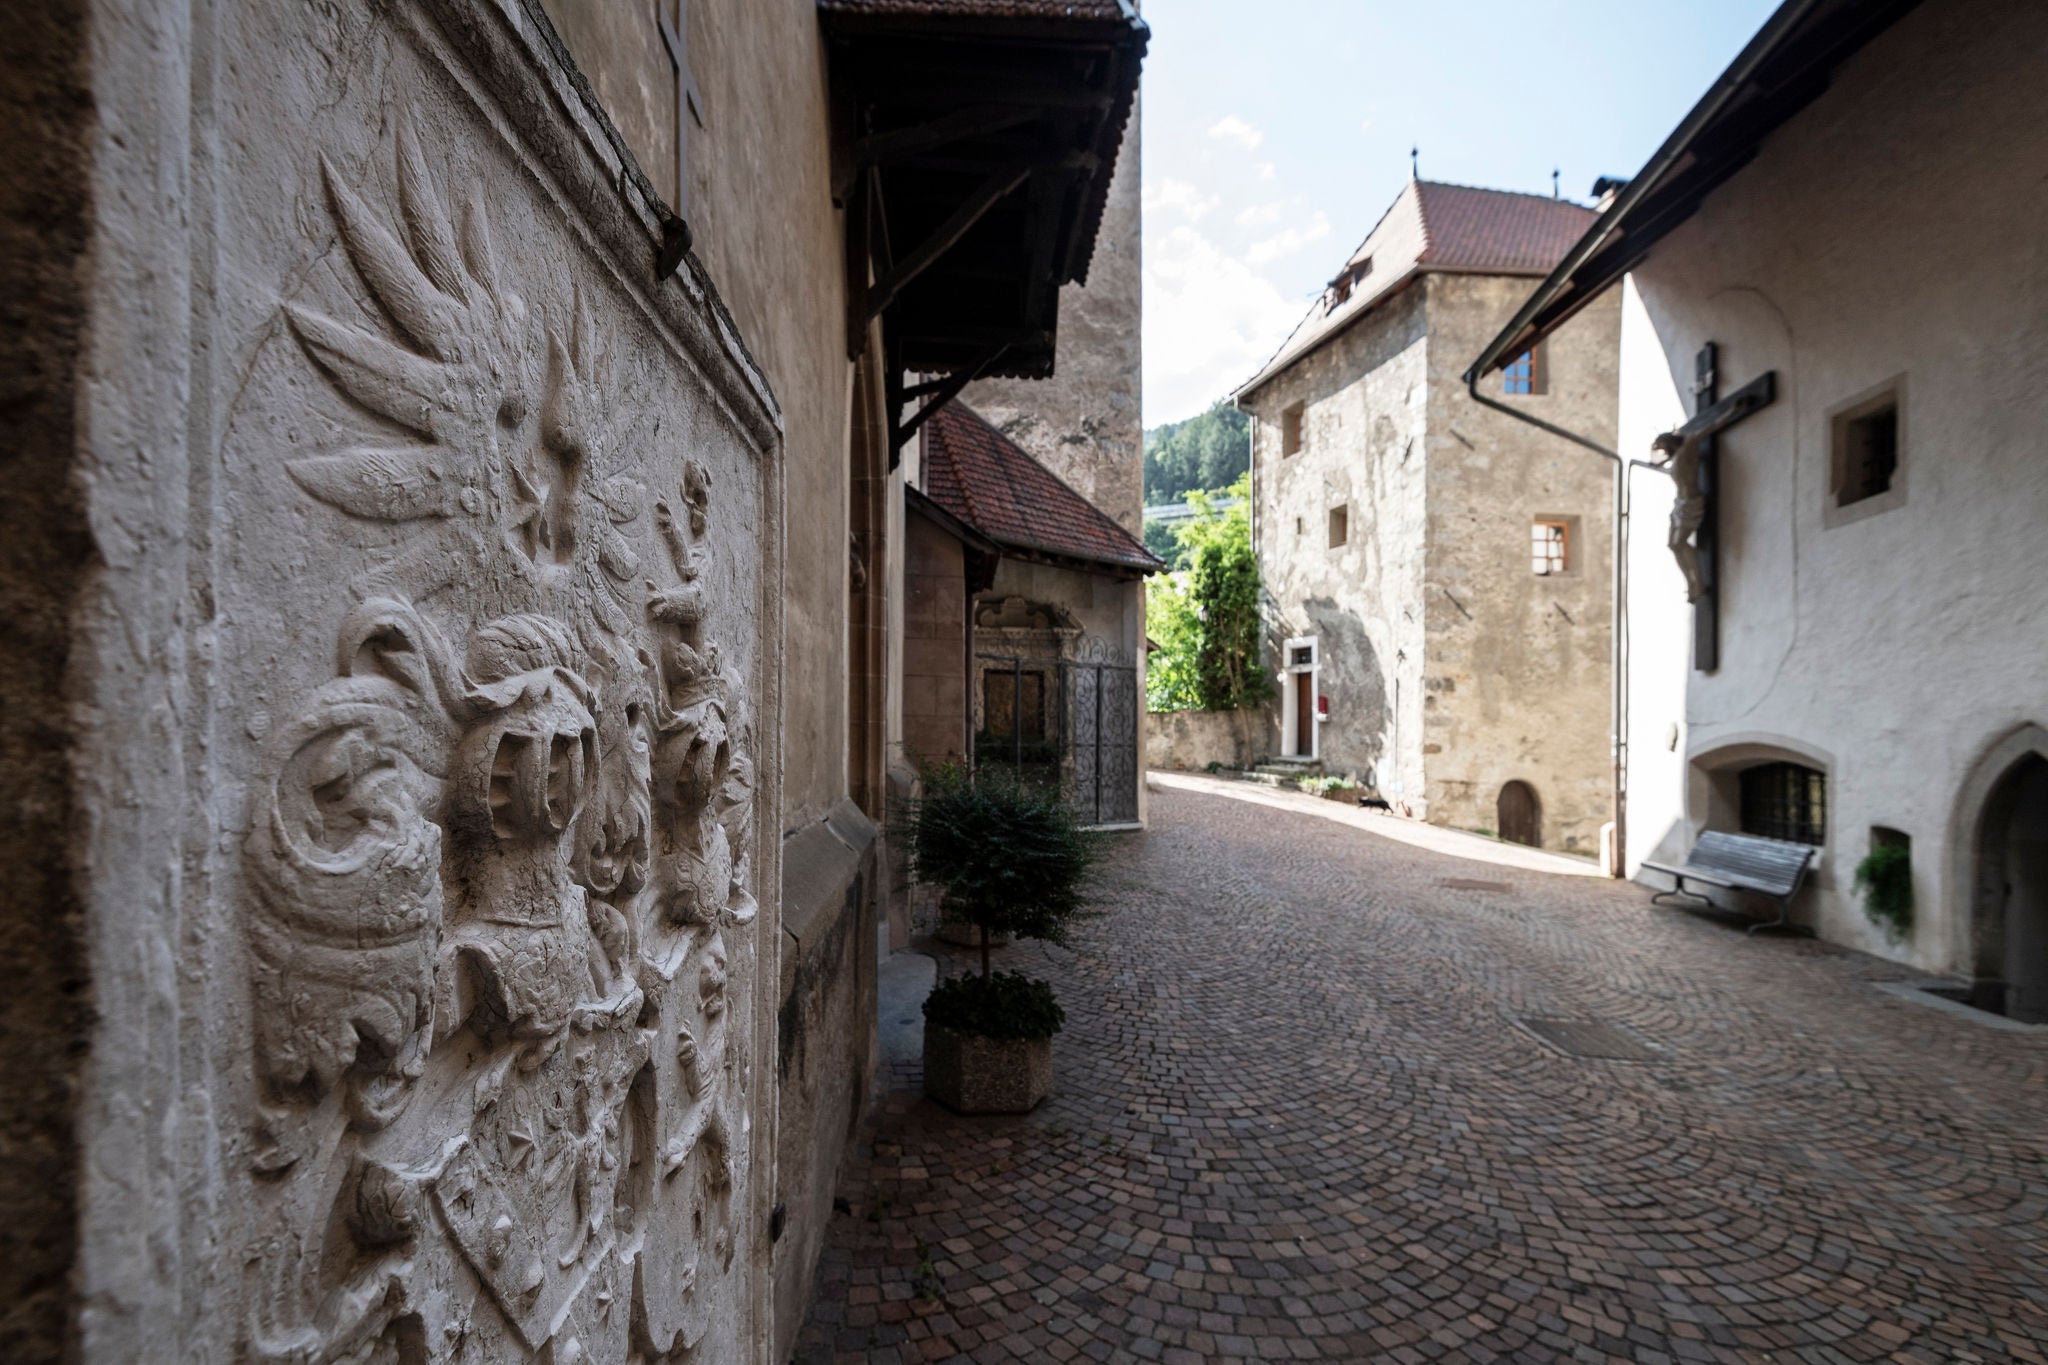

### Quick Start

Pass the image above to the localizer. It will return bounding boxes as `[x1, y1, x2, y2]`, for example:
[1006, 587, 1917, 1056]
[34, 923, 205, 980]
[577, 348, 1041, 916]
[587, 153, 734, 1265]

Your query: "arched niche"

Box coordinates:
[1947, 724, 2048, 1015]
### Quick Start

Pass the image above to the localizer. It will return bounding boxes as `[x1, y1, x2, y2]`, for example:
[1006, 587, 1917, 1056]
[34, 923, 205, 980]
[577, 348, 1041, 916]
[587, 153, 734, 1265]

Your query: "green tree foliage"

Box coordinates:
[1141, 516, 1187, 572]
[1145, 474, 1274, 714]
[1143, 398, 1250, 505]
[895, 765, 1105, 981]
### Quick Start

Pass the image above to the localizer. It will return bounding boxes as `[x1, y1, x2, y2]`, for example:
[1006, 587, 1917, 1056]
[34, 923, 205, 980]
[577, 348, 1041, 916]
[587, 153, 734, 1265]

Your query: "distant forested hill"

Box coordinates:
[1143, 399, 1249, 506]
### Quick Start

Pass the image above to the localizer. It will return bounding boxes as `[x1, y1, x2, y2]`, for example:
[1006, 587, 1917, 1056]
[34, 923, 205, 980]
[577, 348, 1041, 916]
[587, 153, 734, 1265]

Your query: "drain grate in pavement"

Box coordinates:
[1440, 878, 1512, 892]
[1519, 1017, 1661, 1061]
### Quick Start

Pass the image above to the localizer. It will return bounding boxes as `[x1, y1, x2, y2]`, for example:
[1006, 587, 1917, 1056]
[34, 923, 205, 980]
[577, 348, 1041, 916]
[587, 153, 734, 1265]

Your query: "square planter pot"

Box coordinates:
[923, 1024, 1052, 1114]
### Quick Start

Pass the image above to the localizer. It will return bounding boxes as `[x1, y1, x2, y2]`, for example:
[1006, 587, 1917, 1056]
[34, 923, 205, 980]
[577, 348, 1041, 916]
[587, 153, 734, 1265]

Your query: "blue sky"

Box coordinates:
[1140, 0, 1782, 428]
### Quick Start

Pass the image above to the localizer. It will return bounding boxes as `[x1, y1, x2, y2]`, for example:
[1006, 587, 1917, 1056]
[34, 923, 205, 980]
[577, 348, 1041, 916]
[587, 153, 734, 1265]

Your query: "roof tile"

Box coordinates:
[921, 404, 1162, 573]
[1240, 181, 1596, 397]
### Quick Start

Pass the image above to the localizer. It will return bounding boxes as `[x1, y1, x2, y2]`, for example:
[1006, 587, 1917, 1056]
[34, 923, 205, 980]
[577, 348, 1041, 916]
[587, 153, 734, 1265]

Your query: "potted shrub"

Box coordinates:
[897, 768, 1103, 1114]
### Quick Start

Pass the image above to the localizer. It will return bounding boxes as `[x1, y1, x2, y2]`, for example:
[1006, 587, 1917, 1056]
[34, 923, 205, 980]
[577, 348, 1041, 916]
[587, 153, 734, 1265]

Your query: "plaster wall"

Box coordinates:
[903, 514, 973, 767]
[1243, 286, 1430, 800]
[57, 2, 790, 1361]
[963, 115, 1144, 536]
[1619, 0, 2048, 971]
[1422, 275, 1616, 855]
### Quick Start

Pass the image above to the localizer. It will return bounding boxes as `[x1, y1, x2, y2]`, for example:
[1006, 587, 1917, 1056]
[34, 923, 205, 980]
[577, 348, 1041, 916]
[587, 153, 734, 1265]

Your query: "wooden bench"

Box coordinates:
[1642, 830, 1817, 935]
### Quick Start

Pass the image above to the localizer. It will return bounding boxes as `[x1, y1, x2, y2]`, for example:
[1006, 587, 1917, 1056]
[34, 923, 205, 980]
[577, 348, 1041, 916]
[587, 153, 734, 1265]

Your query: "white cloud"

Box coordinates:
[1206, 115, 1264, 151]
[1236, 201, 1283, 228]
[1245, 211, 1332, 266]
[1360, 117, 1375, 135]
[1142, 177, 1220, 225]
[1143, 222, 1309, 426]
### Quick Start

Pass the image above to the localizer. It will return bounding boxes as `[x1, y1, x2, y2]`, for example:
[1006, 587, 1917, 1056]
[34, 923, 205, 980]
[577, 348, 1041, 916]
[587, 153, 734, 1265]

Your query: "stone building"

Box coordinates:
[904, 403, 1160, 836]
[1469, 0, 2048, 991]
[1236, 180, 1620, 855]
[0, 0, 1141, 1360]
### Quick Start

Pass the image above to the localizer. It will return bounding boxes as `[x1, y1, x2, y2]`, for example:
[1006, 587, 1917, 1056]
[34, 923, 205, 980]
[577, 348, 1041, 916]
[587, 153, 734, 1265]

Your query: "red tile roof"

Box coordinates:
[1411, 181, 1599, 275]
[921, 404, 1162, 574]
[1239, 181, 1597, 398]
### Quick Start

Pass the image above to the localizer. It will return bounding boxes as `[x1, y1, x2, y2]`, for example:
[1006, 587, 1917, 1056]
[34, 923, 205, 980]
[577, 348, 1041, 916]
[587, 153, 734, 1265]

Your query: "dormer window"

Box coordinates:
[1328, 257, 1373, 308]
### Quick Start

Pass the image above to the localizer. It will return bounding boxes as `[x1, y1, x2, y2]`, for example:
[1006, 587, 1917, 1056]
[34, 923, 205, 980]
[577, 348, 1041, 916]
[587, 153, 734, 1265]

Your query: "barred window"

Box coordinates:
[1739, 762, 1826, 845]
[1532, 521, 1568, 575]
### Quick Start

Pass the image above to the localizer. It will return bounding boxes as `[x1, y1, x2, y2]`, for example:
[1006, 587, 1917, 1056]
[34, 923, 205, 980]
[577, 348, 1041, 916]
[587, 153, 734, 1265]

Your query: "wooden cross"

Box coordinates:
[655, 0, 703, 276]
[1656, 343, 1776, 673]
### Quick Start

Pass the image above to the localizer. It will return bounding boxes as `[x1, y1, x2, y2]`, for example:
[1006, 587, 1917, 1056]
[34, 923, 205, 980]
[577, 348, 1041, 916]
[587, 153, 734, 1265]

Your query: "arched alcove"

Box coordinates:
[1498, 781, 1541, 847]
[1956, 725, 2048, 1018]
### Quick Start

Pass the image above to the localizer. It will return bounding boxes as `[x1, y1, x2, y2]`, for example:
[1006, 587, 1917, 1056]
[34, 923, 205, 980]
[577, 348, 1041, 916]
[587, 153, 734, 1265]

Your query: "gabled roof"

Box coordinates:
[1467, 0, 1924, 381]
[821, 0, 1146, 383]
[921, 404, 1163, 576]
[1237, 180, 1596, 400]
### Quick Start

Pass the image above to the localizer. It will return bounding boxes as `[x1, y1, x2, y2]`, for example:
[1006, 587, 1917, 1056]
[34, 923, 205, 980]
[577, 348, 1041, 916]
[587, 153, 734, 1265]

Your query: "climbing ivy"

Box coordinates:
[1146, 473, 1273, 714]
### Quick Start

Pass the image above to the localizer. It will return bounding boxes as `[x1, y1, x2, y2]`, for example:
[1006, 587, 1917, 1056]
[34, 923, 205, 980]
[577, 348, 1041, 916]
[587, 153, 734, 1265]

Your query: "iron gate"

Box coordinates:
[974, 640, 1140, 826]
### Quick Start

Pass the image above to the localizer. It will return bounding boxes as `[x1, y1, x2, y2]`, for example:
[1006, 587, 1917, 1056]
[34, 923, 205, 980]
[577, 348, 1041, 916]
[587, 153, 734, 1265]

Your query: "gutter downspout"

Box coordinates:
[1465, 375, 1666, 880]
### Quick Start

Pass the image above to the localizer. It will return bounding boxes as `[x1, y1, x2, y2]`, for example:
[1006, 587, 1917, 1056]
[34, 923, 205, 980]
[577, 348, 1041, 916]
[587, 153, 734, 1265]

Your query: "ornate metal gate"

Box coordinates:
[974, 639, 1140, 826]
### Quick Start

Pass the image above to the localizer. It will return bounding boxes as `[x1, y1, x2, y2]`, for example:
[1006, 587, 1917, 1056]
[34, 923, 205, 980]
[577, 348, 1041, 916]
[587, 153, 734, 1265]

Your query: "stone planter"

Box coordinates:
[923, 1025, 1052, 1114]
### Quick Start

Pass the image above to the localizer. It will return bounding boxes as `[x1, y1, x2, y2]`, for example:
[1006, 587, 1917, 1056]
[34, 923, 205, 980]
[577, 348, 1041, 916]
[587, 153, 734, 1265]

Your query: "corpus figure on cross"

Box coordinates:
[1651, 427, 1708, 603]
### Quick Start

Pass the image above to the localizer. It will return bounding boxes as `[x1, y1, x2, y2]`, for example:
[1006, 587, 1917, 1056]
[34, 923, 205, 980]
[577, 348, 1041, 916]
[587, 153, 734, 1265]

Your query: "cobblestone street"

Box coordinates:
[798, 776, 2048, 1364]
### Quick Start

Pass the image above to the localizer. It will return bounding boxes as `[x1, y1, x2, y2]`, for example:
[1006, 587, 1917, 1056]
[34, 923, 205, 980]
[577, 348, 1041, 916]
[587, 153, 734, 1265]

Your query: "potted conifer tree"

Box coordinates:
[898, 768, 1103, 1114]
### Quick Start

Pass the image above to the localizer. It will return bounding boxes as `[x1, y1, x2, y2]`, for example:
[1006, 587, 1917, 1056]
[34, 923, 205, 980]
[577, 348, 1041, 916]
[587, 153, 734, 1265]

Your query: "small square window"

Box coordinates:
[1282, 404, 1304, 457]
[1328, 504, 1349, 548]
[1835, 395, 1898, 507]
[1504, 344, 1547, 396]
[1532, 521, 1568, 575]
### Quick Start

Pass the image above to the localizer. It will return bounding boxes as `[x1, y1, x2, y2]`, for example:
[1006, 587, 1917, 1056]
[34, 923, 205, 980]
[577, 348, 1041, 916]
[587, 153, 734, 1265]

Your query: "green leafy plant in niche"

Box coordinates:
[896, 765, 1104, 1036]
[1855, 840, 1914, 941]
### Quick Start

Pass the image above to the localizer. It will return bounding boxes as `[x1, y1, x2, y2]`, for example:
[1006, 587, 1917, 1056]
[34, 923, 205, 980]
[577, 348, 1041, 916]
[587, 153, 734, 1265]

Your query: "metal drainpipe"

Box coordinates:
[1464, 375, 1668, 879]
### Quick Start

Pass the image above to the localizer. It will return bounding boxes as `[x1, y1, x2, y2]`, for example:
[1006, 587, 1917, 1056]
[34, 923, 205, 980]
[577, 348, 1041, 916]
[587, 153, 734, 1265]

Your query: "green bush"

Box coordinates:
[1146, 473, 1274, 715]
[1855, 841, 1914, 941]
[1298, 775, 1359, 796]
[924, 971, 1065, 1041]
[895, 766, 1105, 1037]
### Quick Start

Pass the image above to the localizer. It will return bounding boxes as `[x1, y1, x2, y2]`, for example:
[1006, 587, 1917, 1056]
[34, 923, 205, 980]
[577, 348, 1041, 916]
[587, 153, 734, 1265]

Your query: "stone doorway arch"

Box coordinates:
[1498, 781, 1541, 848]
[1959, 726, 2048, 1018]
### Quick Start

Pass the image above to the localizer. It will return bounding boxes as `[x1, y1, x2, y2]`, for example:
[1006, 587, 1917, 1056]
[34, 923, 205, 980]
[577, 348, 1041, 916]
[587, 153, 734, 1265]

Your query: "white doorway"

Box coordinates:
[1280, 636, 1318, 760]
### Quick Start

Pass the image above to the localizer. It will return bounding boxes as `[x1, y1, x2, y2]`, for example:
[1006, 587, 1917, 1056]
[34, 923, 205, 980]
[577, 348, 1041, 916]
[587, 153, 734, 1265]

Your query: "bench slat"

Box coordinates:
[1652, 831, 1815, 898]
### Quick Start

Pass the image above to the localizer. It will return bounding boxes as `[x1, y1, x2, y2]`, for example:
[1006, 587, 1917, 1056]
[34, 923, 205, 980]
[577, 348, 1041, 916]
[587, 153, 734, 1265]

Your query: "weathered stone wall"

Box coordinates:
[1245, 272, 1617, 851]
[1146, 710, 1256, 772]
[1422, 275, 1618, 855]
[56, 1, 791, 1361]
[903, 512, 971, 768]
[1243, 285, 1431, 799]
[0, 1, 93, 1358]
[962, 112, 1143, 536]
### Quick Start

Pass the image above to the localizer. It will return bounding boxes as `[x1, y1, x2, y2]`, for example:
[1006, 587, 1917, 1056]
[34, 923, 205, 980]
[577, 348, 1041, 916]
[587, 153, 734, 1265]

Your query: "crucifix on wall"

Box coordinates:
[1649, 341, 1776, 673]
[655, 0, 703, 278]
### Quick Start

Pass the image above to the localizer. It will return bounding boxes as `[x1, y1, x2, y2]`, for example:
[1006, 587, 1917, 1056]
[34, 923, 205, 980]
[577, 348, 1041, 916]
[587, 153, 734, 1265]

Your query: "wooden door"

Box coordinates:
[1294, 672, 1313, 756]
[1498, 781, 1541, 847]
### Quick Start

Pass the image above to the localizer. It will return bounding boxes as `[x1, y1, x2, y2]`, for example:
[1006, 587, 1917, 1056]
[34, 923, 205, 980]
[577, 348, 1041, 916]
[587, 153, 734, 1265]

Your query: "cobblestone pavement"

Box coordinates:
[796, 779, 2048, 1364]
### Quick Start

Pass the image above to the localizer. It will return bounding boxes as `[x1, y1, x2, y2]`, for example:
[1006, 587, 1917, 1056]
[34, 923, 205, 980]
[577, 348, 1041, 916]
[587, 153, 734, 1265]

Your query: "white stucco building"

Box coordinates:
[1469, 0, 2048, 1008]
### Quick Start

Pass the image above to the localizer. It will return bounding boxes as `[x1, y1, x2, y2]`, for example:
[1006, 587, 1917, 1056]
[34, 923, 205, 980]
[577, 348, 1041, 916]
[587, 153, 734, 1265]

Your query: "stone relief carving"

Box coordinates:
[243, 115, 759, 1363]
